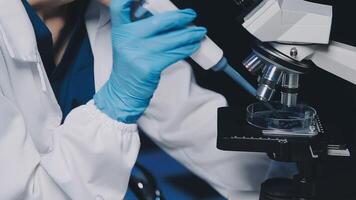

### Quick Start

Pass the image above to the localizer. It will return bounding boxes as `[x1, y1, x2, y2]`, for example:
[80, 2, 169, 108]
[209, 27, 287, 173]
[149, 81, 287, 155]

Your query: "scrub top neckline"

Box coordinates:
[22, 0, 89, 78]
[22, 0, 96, 120]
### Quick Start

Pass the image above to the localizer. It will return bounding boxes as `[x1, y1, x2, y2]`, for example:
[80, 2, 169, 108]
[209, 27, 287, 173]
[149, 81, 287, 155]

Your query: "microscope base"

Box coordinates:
[216, 106, 351, 200]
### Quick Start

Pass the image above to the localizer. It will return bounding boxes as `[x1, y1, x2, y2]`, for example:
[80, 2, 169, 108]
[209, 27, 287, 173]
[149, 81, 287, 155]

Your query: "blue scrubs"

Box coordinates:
[23, 0, 95, 120]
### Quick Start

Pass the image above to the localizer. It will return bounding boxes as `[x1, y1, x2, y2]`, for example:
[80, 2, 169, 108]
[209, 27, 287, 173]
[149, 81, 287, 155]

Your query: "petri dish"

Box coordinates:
[246, 102, 317, 134]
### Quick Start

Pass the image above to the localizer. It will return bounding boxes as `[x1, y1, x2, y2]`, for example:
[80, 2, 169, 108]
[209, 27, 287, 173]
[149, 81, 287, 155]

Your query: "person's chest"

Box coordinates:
[0, 0, 112, 152]
[23, 0, 96, 119]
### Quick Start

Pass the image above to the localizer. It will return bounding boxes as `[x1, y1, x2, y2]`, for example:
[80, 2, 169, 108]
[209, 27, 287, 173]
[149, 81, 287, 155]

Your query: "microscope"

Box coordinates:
[217, 0, 356, 199]
[131, 0, 356, 199]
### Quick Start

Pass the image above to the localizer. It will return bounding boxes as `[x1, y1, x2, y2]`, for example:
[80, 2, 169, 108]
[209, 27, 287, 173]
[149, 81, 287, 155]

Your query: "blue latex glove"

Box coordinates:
[94, 0, 207, 123]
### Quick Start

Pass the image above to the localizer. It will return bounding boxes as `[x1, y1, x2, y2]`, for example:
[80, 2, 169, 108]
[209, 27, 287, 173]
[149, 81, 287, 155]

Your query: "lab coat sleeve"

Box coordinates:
[138, 60, 271, 199]
[0, 93, 140, 200]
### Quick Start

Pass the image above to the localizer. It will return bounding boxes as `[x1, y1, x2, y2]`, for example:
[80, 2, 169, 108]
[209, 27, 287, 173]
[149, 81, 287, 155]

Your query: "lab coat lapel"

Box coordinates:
[0, 0, 63, 154]
[0, 0, 112, 115]
[0, 0, 112, 106]
[0, 0, 37, 62]
[0, 0, 59, 105]
[0, 0, 113, 153]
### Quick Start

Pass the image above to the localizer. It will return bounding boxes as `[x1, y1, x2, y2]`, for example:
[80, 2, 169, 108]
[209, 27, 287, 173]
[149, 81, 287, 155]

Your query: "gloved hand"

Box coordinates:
[94, 0, 207, 123]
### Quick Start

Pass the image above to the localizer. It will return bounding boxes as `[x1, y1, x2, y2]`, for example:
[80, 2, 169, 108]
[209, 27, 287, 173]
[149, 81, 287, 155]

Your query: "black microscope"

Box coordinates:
[217, 0, 355, 199]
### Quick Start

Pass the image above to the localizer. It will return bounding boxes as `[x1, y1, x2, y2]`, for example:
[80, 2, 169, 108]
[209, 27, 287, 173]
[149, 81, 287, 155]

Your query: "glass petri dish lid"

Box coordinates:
[246, 102, 317, 134]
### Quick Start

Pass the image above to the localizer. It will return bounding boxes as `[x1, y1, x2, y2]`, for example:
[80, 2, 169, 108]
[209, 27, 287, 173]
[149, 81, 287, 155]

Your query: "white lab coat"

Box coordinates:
[0, 1, 295, 199]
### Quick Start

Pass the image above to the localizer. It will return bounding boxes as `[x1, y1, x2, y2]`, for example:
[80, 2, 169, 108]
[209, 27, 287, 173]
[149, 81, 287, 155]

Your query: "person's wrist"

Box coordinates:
[94, 82, 144, 124]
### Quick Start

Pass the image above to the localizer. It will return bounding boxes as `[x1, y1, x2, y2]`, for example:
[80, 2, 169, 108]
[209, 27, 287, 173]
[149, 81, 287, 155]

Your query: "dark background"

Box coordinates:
[169, 0, 356, 199]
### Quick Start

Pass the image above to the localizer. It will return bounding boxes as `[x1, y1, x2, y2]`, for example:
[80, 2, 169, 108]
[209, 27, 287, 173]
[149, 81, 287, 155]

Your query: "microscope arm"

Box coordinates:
[310, 42, 356, 85]
[271, 41, 356, 86]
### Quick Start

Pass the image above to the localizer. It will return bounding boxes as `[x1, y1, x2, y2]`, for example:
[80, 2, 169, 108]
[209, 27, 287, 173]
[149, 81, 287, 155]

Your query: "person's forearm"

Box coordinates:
[40, 102, 140, 199]
[0, 86, 140, 199]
